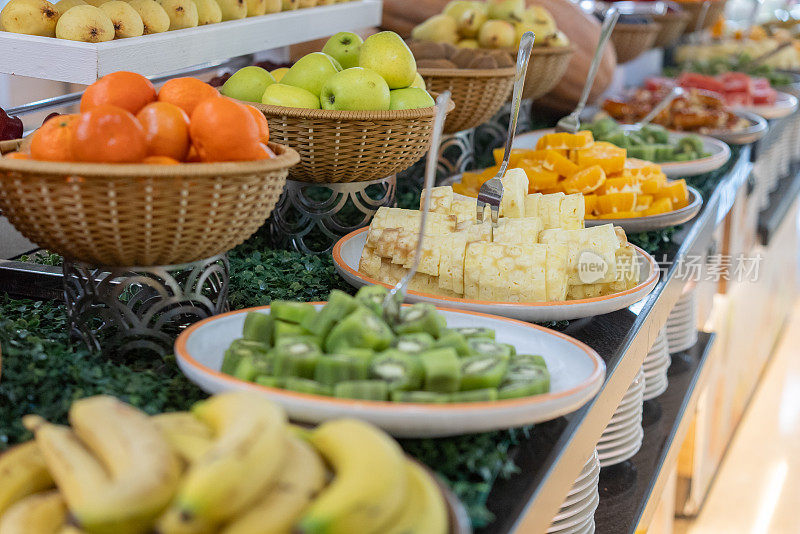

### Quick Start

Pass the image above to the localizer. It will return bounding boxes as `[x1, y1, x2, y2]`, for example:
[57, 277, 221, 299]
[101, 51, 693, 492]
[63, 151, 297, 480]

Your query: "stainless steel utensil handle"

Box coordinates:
[386, 91, 451, 304]
[497, 31, 535, 177]
[637, 86, 683, 127]
[572, 8, 619, 120]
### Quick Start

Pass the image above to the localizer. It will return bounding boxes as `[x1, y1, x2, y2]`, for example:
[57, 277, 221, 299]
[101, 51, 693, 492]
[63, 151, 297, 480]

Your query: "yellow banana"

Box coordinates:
[151, 412, 214, 464]
[154, 507, 216, 534]
[222, 436, 327, 534]
[295, 419, 407, 534]
[0, 441, 54, 516]
[384, 462, 448, 534]
[57, 527, 86, 534]
[167, 392, 287, 526]
[0, 491, 66, 534]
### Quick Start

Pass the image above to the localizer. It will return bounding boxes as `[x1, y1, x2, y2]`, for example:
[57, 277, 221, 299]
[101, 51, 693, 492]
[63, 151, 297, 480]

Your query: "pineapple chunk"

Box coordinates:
[463, 242, 489, 299]
[478, 244, 507, 301]
[539, 192, 565, 229]
[493, 217, 543, 245]
[500, 168, 528, 218]
[457, 220, 493, 242]
[403, 235, 446, 276]
[559, 193, 585, 230]
[545, 243, 569, 301]
[438, 234, 468, 295]
[421, 186, 454, 214]
[374, 228, 400, 259]
[450, 198, 490, 225]
[525, 193, 542, 218]
[567, 283, 604, 300]
[359, 247, 382, 278]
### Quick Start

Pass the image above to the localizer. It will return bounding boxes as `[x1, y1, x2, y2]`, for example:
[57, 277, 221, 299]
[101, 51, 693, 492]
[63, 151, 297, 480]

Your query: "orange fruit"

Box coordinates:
[597, 175, 639, 195]
[81, 72, 157, 115]
[136, 102, 191, 161]
[4, 152, 30, 160]
[243, 104, 269, 144]
[562, 165, 606, 194]
[641, 175, 667, 194]
[635, 194, 653, 211]
[653, 179, 688, 207]
[143, 155, 180, 164]
[535, 131, 593, 151]
[584, 194, 598, 215]
[189, 97, 272, 162]
[543, 150, 579, 178]
[452, 182, 477, 197]
[525, 165, 559, 191]
[577, 142, 626, 174]
[30, 114, 78, 161]
[597, 192, 637, 214]
[643, 197, 674, 216]
[72, 105, 147, 163]
[186, 145, 201, 162]
[159, 77, 221, 117]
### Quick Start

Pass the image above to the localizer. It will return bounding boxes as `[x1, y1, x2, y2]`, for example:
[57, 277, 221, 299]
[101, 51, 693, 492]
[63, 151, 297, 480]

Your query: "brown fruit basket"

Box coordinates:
[653, 10, 690, 48]
[417, 66, 515, 133]
[252, 99, 455, 183]
[522, 46, 575, 101]
[611, 23, 661, 64]
[0, 142, 299, 267]
[680, 0, 727, 34]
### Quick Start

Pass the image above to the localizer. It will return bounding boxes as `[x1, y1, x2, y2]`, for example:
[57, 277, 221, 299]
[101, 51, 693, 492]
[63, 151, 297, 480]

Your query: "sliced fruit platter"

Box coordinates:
[450, 130, 703, 231]
[176, 288, 605, 436]
[332, 172, 659, 322]
[513, 120, 731, 178]
[0, 392, 468, 533]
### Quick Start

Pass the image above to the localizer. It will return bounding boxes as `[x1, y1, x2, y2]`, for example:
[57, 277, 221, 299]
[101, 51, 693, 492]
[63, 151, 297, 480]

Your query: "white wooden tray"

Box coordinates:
[0, 0, 380, 84]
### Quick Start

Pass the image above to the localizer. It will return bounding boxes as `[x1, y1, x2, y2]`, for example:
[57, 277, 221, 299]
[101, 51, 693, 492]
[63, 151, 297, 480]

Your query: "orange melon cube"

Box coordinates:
[635, 194, 653, 211]
[653, 179, 688, 206]
[452, 182, 477, 197]
[597, 192, 637, 214]
[643, 197, 673, 216]
[562, 165, 606, 194]
[543, 150, 580, 178]
[584, 194, 599, 215]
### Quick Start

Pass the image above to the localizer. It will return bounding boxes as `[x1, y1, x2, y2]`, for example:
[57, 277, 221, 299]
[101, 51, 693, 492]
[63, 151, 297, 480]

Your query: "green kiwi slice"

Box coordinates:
[301, 290, 357, 337]
[467, 338, 513, 360]
[333, 380, 389, 401]
[325, 308, 394, 353]
[449, 388, 498, 402]
[434, 329, 471, 357]
[419, 348, 461, 393]
[394, 303, 444, 338]
[284, 377, 332, 396]
[459, 355, 508, 391]
[454, 327, 496, 340]
[355, 285, 389, 316]
[270, 301, 317, 325]
[390, 390, 449, 403]
[392, 333, 436, 354]
[242, 312, 274, 346]
[232, 353, 273, 382]
[221, 339, 270, 375]
[271, 341, 322, 379]
[369, 350, 423, 391]
[314, 354, 371, 386]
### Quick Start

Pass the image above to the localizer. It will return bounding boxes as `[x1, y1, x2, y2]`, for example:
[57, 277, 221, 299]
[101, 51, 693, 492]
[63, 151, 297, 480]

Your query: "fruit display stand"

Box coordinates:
[0, 0, 381, 84]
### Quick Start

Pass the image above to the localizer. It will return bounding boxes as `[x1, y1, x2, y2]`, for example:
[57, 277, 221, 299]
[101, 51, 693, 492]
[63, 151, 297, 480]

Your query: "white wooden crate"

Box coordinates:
[0, 0, 381, 85]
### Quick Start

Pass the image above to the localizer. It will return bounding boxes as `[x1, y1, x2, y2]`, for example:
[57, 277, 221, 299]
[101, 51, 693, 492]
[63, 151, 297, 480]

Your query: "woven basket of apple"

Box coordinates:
[410, 2, 574, 103]
[406, 41, 515, 133]
[219, 31, 454, 184]
[610, 14, 661, 64]
[0, 72, 299, 267]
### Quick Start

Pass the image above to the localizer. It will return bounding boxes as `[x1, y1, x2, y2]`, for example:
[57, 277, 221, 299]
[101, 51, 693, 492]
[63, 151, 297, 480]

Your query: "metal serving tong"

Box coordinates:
[476, 30, 535, 227]
[556, 8, 619, 134]
[382, 91, 452, 325]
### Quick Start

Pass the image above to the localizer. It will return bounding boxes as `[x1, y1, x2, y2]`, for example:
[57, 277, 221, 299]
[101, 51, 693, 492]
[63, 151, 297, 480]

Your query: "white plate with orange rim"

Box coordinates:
[512, 127, 731, 178]
[331, 228, 660, 323]
[174, 304, 606, 438]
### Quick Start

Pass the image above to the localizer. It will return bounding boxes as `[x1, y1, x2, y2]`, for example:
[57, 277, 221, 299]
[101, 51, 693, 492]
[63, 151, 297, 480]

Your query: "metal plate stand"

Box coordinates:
[397, 128, 477, 194]
[63, 254, 229, 357]
[266, 176, 396, 254]
[474, 99, 533, 168]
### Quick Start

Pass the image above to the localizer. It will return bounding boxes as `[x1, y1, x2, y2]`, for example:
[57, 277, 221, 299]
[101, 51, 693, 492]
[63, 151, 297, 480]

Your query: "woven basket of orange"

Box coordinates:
[0, 73, 299, 267]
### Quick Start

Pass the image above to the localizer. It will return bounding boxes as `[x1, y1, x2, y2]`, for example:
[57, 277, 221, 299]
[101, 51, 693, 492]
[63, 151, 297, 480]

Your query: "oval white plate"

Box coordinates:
[332, 228, 659, 323]
[513, 128, 731, 178]
[175, 304, 605, 438]
[584, 185, 703, 233]
[731, 91, 799, 120]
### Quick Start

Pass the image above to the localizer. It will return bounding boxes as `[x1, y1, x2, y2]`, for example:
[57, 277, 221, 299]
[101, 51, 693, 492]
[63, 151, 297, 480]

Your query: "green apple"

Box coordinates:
[358, 31, 416, 89]
[389, 87, 434, 110]
[322, 31, 363, 69]
[320, 67, 390, 111]
[220, 66, 276, 103]
[281, 52, 342, 97]
[271, 67, 289, 82]
[410, 72, 426, 90]
[261, 83, 320, 109]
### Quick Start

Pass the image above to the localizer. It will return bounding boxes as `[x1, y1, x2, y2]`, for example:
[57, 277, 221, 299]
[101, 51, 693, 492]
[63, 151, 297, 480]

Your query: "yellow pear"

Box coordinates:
[82, 0, 108, 6]
[457, 38, 479, 48]
[192, 0, 221, 24]
[100, 0, 143, 37]
[1, 0, 59, 37]
[244, 0, 264, 16]
[157, 0, 198, 29]
[127, 0, 169, 33]
[271, 67, 288, 81]
[213, 0, 245, 20]
[477, 19, 515, 48]
[55, 0, 86, 15]
[411, 14, 458, 44]
[55, 4, 114, 41]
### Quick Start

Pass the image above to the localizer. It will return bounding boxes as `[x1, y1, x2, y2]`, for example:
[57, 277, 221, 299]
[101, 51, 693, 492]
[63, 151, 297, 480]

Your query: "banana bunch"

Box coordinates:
[0, 392, 449, 534]
[359, 167, 641, 302]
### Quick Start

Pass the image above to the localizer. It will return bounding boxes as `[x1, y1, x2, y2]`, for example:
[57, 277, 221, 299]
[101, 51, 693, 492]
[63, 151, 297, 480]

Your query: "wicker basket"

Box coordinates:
[522, 46, 575, 101]
[611, 23, 661, 64]
[680, 0, 727, 34]
[417, 67, 515, 134]
[653, 11, 690, 48]
[0, 143, 299, 266]
[252, 99, 455, 183]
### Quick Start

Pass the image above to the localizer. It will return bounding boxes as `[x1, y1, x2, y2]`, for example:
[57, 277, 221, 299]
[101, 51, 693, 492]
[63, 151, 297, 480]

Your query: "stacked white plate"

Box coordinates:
[666, 288, 698, 353]
[597, 369, 645, 468]
[642, 329, 670, 400]
[547, 450, 600, 534]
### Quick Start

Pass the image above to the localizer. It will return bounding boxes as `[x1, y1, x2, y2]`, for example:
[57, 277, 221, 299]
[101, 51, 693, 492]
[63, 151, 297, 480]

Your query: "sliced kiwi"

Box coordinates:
[325, 308, 394, 353]
[455, 327, 496, 340]
[270, 300, 316, 325]
[420, 348, 461, 393]
[513, 354, 547, 369]
[284, 377, 332, 396]
[254, 376, 284, 388]
[275, 334, 322, 350]
[392, 332, 436, 354]
[394, 303, 444, 338]
[354, 285, 389, 316]
[301, 290, 357, 337]
[314, 353, 371, 386]
[221, 339, 270, 375]
[271, 341, 322, 379]
[505, 363, 550, 386]
[334, 380, 389, 401]
[390, 390, 449, 403]
[459, 354, 508, 391]
[232, 352, 273, 382]
[273, 320, 305, 341]
[497, 379, 549, 399]
[369, 350, 423, 391]
[449, 388, 498, 402]
[242, 312, 274, 346]
[467, 338, 512, 360]
[434, 329, 471, 357]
